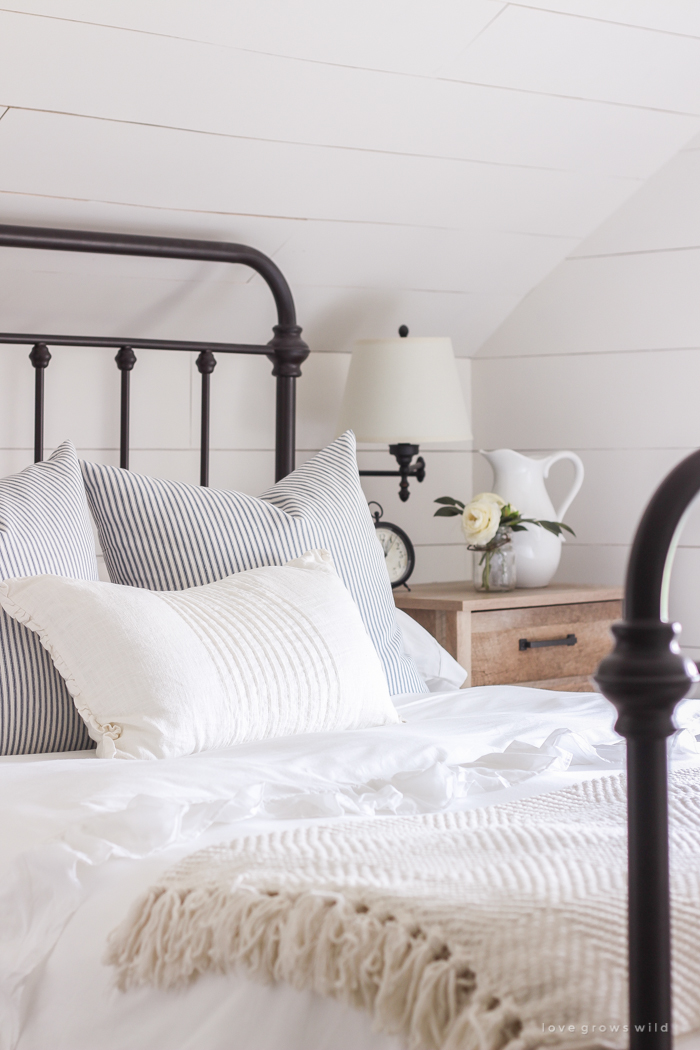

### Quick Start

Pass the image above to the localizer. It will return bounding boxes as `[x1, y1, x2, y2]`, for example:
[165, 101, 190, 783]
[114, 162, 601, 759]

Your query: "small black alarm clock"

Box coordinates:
[369, 502, 415, 589]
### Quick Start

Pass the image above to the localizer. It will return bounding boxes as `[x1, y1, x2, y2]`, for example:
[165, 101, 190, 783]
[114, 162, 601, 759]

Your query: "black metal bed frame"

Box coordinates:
[1, 223, 695, 1049]
[596, 451, 700, 1050]
[0, 224, 310, 483]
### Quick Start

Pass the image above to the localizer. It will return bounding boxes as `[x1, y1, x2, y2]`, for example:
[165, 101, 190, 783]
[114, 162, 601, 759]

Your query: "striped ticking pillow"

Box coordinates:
[81, 432, 423, 697]
[0, 442, 99, 755]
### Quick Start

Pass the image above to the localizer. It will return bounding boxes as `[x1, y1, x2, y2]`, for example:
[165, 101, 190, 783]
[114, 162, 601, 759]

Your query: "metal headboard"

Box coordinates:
[0, 224, 310, 484]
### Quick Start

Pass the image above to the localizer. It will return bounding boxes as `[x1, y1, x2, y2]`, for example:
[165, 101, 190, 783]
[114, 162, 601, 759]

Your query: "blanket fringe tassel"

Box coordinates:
[105, 882, 525, 1050]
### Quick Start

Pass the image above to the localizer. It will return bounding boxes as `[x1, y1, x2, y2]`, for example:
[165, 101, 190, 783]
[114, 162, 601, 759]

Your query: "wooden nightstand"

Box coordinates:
[395, 581, 623, 692]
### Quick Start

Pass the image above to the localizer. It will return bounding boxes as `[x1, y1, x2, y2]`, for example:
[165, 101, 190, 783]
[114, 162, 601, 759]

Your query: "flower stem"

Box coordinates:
[482, 549, 491, 591]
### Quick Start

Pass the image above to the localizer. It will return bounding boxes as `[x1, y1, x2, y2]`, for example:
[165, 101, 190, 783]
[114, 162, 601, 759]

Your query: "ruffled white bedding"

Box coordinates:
[2, 685, 700, 1050]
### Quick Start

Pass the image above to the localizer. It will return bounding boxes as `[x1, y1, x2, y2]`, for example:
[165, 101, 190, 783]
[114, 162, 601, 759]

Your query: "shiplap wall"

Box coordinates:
[2, 2, 700, 584]
[474, 130, 700, 662]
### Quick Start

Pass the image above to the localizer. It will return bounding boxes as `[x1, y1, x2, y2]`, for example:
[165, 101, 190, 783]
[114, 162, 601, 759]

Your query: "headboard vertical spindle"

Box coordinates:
[196, 350, 217, 487]
[115, 346, 136, 470]
[28, 342, 51, 463]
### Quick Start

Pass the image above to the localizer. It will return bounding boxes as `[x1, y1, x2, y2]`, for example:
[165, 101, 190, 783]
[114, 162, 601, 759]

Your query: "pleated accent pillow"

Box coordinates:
[80, 432, 423, 697]
[0, 550, 400, 760]
[0, 442, 99, 755]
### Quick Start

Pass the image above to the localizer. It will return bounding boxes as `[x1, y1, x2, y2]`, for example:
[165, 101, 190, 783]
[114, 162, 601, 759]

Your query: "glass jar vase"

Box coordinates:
[472, 528, 516, 592]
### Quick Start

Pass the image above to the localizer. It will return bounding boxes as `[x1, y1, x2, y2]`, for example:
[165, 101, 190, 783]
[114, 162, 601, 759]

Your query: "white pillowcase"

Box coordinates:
[0, 550, 399, 760]
[395, 608, 468, 693]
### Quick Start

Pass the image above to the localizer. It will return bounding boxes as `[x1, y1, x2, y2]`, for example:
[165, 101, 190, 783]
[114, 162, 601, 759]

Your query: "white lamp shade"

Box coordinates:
[338, 337, 472, 444]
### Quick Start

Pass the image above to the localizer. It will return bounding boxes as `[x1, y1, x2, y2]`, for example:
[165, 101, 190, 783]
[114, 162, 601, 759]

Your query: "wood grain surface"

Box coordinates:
[397, 583, 623, 691]
[470, 600, 621, 686]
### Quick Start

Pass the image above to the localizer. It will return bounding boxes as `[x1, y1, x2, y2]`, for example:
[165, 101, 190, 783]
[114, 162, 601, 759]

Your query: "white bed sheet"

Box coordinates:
[2, 685, 700, 1050]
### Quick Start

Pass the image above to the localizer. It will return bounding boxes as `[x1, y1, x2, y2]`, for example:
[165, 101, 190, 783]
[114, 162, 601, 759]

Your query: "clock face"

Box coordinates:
[375, 524, 414, 587]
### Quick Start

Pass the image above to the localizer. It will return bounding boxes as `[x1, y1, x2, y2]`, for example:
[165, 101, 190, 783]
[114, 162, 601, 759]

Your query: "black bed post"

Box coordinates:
[29, 342, 51, 462]
[275, 375, 296, 482]
[595, 449, 700, 1050]
[266, 324, 309, 482]
[115, 346, 136, 470]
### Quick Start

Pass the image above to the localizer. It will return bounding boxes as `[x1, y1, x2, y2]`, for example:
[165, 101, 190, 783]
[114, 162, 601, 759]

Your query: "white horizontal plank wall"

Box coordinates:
[475, 131, 700, 666]
[2, 3, 700, 589]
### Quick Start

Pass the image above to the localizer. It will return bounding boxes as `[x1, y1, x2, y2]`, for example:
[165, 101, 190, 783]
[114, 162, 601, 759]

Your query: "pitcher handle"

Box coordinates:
[543, 451, 584, 521]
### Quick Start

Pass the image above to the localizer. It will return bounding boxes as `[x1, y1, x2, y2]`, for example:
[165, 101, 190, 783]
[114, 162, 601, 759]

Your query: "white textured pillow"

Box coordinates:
[0, 550, 399, 760]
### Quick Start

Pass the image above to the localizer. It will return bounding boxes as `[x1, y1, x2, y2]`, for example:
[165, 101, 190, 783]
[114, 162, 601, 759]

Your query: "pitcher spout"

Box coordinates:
[479, 449, 540, 460]
[479, 448, 546, 480]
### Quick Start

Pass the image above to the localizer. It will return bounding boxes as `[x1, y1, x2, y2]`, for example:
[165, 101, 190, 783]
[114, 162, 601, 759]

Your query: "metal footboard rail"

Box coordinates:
[595, 449, 700, 1050]
[0, 224, 310, 483]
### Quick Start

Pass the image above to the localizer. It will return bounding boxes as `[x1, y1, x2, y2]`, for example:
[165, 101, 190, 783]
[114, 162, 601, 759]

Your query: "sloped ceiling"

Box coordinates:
[1, 0, 700, 355]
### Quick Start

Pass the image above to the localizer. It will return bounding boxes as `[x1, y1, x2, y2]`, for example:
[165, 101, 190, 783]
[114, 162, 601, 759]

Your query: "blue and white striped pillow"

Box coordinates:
[81, 432, 423, 697]
[0, 442, 99, 755]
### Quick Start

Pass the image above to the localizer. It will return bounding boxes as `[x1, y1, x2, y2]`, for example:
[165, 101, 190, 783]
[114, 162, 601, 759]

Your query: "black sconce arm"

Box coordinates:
[359, 443, 426, 502]
[595, 448, 700, 1050]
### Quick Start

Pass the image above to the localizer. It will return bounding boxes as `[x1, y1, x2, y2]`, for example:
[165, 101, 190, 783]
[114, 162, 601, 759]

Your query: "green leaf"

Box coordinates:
[509, 523, 528, 532]
[538, 520, 576, 538]
[434, 506, 462, 517]
[516, 518, 576, 538]
[434, 496, 464, 509]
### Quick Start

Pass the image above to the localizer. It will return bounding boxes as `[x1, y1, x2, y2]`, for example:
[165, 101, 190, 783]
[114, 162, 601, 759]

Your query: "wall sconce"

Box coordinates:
[338, 326, 472, 501]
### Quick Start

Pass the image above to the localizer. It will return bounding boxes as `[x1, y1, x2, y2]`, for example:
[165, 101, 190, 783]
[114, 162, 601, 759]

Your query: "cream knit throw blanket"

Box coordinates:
[107, 769, 700, 1050]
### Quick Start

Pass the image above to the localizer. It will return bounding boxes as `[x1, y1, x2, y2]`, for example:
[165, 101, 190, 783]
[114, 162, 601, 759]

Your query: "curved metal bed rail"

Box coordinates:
[596, 449, 700, 1050]
[0, 224, 310, 482]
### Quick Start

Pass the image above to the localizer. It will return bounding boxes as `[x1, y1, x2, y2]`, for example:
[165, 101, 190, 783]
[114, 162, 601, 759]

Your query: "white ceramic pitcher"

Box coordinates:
[480, 449, 584, 588]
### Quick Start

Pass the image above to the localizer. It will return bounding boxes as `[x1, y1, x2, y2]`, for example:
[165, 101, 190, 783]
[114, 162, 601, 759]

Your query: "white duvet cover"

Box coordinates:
[2, 685, 700, 1050]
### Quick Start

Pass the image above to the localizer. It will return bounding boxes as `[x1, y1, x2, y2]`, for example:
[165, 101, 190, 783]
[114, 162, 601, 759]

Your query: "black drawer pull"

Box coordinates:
[519, 633, 577, 651]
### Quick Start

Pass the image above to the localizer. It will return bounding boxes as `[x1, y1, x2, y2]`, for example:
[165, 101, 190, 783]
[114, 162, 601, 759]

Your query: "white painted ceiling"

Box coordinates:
[1, 1, 700, 355]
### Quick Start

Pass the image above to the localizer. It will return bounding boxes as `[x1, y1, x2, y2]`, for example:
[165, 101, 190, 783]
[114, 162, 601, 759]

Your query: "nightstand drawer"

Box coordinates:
[470, 600, 621, 687]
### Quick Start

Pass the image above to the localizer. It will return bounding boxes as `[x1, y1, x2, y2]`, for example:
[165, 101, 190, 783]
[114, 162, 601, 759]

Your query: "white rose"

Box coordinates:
[462, 498, 501, 546]
[471, 492, 506, 509]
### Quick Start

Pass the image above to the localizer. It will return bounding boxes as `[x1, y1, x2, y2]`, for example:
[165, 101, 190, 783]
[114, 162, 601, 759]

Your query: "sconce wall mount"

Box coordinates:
[359, 442, 425, 502]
